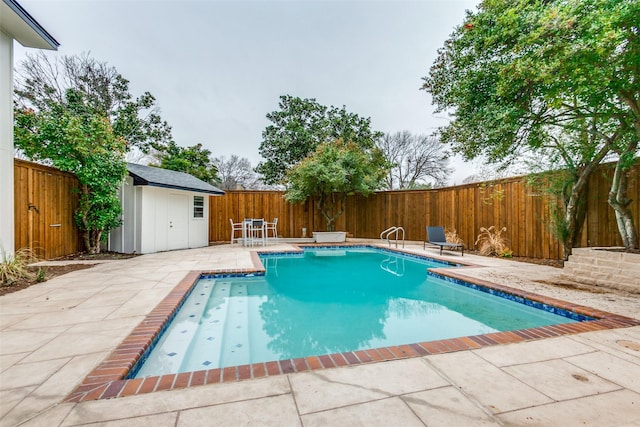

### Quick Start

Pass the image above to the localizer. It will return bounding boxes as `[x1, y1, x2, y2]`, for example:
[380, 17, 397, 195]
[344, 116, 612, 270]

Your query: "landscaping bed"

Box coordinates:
[0, 252, 137, 297]
[465, 250, 564, 269]
[0, 264, 95, 296]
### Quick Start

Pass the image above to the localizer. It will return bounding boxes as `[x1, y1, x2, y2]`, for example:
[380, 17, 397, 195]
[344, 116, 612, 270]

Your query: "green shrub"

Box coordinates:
[35, 268, 47, 283]
[499, 248, 513, 258]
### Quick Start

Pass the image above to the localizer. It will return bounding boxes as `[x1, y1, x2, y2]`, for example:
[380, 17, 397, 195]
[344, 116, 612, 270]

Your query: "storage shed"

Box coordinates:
[109, 163, 224, 254]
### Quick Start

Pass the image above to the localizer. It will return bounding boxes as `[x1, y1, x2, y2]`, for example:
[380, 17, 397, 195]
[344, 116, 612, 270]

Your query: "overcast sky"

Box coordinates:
[14, 0, 481, 184]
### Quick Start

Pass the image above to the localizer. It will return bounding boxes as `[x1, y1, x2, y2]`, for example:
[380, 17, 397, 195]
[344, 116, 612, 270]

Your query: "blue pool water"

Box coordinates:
[133, 248, 580, 377]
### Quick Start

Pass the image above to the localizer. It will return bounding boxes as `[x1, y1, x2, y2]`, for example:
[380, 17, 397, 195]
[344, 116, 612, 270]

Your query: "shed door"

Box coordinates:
[167, 194, 189, 250]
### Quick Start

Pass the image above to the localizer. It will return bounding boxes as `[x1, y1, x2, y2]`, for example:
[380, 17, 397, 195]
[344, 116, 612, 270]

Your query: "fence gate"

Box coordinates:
[14, 159, 82, 259]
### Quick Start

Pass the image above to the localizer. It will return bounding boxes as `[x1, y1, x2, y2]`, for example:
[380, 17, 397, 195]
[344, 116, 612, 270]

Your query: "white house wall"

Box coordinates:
[0, 31, 15, 254]
[2, 1, 58, 256]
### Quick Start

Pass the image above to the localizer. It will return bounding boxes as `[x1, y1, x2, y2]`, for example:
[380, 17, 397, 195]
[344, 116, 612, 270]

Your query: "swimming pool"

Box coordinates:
[66, 244, 639, 402]
[131, 247, 583, 377]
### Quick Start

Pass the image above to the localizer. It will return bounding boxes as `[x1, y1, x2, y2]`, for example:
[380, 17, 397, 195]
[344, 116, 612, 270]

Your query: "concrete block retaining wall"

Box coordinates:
[562, 247, 640, 294]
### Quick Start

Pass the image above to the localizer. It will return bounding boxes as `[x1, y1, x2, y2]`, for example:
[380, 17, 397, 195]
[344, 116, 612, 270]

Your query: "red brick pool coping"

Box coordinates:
[65, 245, 640, 402]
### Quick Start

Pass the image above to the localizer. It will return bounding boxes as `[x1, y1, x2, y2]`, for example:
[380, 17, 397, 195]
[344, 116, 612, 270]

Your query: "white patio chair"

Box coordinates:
[265, 218, 278, 243]
[229, 219, 243, 244]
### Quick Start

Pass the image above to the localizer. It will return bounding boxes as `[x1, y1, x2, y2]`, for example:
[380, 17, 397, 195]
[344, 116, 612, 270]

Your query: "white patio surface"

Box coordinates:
[1, 241, 639, 426]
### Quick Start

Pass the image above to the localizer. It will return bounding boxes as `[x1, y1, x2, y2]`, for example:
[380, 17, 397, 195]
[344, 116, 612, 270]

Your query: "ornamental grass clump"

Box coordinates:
[445, 228, 464, 245]
[475, 226, 512, 258]
[0, 248, 38, 285]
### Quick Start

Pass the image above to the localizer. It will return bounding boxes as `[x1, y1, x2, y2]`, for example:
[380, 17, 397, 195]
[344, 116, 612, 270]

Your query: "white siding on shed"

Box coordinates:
[109, 181, 210, 254]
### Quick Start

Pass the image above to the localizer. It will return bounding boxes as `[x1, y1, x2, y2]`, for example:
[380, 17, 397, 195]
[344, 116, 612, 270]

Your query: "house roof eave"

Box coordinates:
[1, 0, 59, 50]
[127, 163, 225, 196]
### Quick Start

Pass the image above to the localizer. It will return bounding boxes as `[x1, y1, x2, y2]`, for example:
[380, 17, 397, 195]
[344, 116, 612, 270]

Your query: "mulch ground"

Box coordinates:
[464, 250, 565, 269]
[53, 251, 140, 261]
[0, 264, 95, 296]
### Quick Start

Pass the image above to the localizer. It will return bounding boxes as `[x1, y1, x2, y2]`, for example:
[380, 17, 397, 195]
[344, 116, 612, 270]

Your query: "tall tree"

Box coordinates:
[256, 95, 383, 185]
[155, 142, 219, 184]
[14, 52, 173, 153]
[13, 52, 172, 253]
[212, 155, 263, 190]
[376, 131, 451, 189]
[15, 106, 127, 254]
[423, 0, 639, 256]
[285, 140, 390, 232]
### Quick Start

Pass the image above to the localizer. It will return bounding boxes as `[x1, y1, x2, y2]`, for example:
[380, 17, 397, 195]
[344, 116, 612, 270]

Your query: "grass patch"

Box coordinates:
[1, 248, 40, 285]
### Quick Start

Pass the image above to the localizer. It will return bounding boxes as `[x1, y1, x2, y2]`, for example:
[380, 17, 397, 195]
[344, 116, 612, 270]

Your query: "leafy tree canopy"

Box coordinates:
[14, 52, 173, 153]
[285, 140, 390, 231]
[423, 0, 640, 254]
[155, 142, 219, 184]
[423, 0, 638, 160]
[13, 52, 167, 253]
[256, 95, 383, 185]
[15, 105, 127, 254]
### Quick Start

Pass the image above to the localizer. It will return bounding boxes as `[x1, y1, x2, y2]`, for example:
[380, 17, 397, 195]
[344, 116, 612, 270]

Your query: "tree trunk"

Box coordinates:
[562, 179, 588, 260]
[78, 184, 92, 253]
[558, 137, 615, 259]
[78, 184, 103, 254]
[608, 159, 639, 249]
[317, 193, 345, 232]
[82, 229, 92, 254]
[614, 92, 640, 249]
[89, 230, 102, 254]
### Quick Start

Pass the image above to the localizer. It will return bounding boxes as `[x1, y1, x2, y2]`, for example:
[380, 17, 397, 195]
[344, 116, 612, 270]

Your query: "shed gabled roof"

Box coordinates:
[1, 0, 59, 49]
[127, 163, 224, 195]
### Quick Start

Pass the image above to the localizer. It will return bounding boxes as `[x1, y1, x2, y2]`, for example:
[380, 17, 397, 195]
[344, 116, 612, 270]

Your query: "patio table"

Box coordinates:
[242, 218, 266, 246]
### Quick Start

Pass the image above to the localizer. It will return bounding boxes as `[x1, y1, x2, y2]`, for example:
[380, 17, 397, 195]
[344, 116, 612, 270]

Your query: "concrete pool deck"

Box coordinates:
[1, 242, 639, 426]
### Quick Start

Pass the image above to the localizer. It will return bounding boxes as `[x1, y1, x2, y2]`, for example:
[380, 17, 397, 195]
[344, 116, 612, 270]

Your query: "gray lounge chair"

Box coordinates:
[424, 226, 464, 256]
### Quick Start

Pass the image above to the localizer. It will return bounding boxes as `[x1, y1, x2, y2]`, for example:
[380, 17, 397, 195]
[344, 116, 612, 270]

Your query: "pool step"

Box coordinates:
[218, 282, 251, 367]
[136, 278, 216, 377]
[179, 279, 232, 372]
[178, 279, 253, 371]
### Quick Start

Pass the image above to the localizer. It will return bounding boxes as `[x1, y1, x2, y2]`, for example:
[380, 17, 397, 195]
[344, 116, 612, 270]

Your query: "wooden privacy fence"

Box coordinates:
[210, 163, 639, 260]
[12, 159, 638, 260]
[14, 159, 82, 259]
